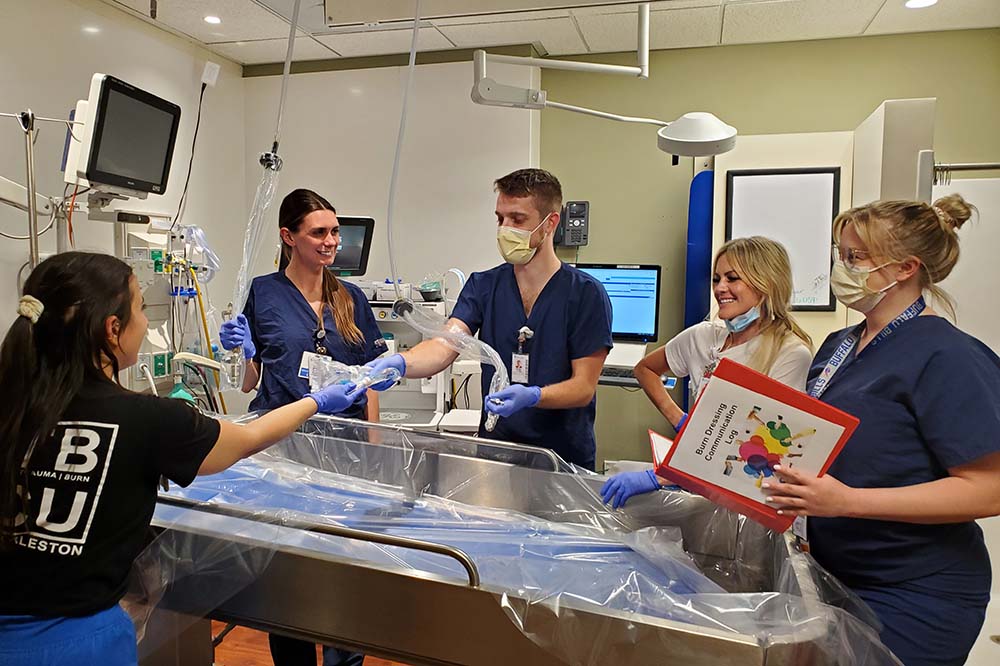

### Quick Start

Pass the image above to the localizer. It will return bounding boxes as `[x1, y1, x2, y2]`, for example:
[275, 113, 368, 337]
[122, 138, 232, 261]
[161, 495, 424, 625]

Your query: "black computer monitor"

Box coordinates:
[574, 264, 661, 342]
[80, 74, 181, 195]
[278, 215, 374, 276]
[329, 216, 374, 276]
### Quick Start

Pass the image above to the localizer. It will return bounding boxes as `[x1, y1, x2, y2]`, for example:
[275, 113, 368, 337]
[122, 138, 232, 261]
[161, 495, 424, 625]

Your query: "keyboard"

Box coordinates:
[599, 368, 677, 389]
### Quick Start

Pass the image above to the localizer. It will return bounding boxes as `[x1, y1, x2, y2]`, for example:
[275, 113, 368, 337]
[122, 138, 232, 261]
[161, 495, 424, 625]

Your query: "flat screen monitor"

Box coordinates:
[278, 215, 375, 276]
[574, 263, 661, 342]
[80, 74, 181, 195]
[329, 216, 375, 276]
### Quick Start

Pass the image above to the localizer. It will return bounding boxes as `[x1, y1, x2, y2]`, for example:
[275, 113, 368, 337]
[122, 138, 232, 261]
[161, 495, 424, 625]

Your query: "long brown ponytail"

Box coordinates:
[1, 252, 134, 549]
[278, 189, 364, 346]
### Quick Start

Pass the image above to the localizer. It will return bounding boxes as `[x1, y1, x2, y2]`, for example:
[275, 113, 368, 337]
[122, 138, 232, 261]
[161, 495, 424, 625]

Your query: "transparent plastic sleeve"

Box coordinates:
[397, 301, 509, 431]
[307, 355, 401, 393]
[221, 165, 281, 391]
[144, 415, 899, 666]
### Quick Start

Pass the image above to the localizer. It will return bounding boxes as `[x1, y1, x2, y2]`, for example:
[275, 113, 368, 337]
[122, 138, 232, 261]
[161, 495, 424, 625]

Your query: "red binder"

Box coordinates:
[654, 358, 858, 532]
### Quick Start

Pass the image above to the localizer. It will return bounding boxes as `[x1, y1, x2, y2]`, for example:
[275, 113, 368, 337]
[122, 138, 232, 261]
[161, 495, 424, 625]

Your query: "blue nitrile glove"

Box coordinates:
[219, 314, 256, 360]
[675, 412, 688, 432]
[307, 382, 362, 414]
[484, 385, 542, 417]
[600, 469, 661, 509]
[363, 354, 406, 391]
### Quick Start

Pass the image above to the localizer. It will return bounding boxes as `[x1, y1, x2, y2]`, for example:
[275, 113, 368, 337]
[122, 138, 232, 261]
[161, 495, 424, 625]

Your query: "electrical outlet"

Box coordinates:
[135, 353, 152, 382]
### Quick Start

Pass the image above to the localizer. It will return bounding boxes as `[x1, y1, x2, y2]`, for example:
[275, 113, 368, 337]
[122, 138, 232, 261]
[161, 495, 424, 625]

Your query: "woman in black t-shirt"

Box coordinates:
[0, 252, 363, 666]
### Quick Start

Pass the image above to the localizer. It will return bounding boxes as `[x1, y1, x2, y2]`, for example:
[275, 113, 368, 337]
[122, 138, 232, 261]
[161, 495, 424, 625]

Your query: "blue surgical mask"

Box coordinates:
[725, 305, 761, 333]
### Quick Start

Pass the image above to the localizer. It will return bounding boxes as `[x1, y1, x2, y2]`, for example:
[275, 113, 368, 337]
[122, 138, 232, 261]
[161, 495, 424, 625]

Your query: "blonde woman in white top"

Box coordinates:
[601, 236, 813, 508]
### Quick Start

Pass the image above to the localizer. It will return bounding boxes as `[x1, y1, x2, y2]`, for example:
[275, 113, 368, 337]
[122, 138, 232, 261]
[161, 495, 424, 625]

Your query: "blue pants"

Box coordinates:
[852, 567, 990, 666]
[0, 604, 137, 665]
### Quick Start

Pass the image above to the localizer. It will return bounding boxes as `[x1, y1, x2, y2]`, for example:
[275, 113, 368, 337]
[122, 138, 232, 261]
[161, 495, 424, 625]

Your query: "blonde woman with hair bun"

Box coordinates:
[601, 236, 813, 509]
[763, 194, 1000, 666]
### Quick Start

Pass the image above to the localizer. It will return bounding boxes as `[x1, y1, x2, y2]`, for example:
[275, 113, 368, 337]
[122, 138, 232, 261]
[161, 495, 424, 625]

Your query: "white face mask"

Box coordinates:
[830, 260, 897, 313]
[497, 217, 548, 265]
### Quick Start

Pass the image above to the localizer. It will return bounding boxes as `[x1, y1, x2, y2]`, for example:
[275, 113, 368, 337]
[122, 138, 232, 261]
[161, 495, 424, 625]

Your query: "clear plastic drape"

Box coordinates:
[137, 415, 899, 666]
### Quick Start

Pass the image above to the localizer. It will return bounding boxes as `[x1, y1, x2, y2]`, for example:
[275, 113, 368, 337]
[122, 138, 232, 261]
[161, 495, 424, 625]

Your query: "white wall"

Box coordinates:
[932, 178, 1000, 666]
[713, 132, 855, 348]
[0, 0, 246, 332]
[240, 60, 540, 289]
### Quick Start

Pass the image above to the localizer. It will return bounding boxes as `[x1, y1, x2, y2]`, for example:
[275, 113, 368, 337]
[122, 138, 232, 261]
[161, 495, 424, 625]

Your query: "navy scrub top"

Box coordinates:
[242, 272, 386, 417]
[451, 262, 613, 469]
[806, 315, 1000, 587]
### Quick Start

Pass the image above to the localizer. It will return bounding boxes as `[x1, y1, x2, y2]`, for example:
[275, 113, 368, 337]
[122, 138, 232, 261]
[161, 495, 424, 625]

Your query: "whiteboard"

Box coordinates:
[725, 168, 840, 311]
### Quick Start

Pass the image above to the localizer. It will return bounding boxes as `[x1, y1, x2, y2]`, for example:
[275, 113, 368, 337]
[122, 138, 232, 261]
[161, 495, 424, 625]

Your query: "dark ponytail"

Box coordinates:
[0, 252, 133, 548]
[278, 188, 364, 346]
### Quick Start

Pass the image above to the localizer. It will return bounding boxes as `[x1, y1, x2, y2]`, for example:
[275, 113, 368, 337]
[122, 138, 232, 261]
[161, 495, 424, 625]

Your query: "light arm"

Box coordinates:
[0, 175, 52, 214]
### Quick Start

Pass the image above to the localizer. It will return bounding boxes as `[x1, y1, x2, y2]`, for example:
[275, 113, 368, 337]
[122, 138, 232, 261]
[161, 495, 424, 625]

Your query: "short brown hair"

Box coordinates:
[494, 168, 563, 216]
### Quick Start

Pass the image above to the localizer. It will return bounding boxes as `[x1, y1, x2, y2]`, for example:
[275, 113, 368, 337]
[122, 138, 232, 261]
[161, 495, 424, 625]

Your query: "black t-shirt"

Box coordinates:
[0, 379, 220, 617]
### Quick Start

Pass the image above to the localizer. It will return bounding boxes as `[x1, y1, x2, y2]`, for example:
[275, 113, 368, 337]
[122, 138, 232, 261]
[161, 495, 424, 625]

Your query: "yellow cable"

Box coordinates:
[189, 267, 228, 414]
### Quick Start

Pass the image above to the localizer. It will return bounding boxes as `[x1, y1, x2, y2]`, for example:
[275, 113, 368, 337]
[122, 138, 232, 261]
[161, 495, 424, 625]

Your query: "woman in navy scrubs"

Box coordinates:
[219, 188, 385, 666]
[764, 194, 1000, 666]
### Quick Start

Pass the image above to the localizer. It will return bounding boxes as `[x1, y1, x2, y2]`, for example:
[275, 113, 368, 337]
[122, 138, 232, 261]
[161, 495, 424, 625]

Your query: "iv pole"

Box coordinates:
[1, 110, 83, 268]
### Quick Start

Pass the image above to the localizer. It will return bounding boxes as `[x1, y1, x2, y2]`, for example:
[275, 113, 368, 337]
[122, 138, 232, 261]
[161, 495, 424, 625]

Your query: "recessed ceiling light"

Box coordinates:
[82, 26, 100, 34]
[204, 15, 222, 24]
[904, 0, 938, 8]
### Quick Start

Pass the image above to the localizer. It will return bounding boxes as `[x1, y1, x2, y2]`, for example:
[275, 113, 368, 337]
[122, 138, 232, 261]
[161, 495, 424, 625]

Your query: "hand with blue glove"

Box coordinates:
[484, 385, 542, 417]
[600, 469, 661, 509]
[307, 382, 363, 414]
[363, 354, 406, 391]
[219, 314, 256, 360]
[675, 412, 689, 432]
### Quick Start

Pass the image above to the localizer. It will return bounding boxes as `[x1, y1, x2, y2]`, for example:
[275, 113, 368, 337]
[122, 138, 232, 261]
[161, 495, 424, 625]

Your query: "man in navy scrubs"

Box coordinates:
[367, 169, 612, 469]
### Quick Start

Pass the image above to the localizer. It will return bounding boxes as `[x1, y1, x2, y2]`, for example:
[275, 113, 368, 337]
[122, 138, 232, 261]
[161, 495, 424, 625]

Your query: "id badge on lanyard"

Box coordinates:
[512, 326, 533, 384]
[298, 321, 330, 379]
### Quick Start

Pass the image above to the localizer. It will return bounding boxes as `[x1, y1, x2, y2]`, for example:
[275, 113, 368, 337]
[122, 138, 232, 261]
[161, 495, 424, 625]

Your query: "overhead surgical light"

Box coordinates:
[470, 3, 737, 159]
[657, 113, 737, 158]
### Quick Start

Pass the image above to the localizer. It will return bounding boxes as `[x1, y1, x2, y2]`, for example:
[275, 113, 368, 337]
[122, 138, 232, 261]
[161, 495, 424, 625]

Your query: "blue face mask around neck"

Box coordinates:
[725, 305, 761, 333]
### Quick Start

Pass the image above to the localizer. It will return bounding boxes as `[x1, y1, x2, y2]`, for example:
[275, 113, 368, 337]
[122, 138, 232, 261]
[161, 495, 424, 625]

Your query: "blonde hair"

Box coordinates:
[832, 194, 976, 319]
[714, 237, 813, 374]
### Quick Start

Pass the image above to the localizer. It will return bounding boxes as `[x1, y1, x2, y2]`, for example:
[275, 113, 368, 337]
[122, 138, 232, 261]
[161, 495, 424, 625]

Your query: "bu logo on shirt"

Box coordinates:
[14, 421, 119, 557]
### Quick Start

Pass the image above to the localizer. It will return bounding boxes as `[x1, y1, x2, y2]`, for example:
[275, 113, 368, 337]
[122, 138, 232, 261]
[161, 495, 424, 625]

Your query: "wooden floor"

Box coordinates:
[211, 622, 406, 666]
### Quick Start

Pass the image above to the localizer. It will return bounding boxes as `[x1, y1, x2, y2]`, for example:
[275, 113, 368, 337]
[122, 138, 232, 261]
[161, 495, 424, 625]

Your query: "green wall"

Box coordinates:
[540, 29, 1000, 469]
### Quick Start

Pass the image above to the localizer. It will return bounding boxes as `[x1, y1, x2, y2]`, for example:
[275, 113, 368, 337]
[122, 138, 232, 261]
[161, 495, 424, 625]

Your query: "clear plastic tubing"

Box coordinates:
[393, 301, 508, 431]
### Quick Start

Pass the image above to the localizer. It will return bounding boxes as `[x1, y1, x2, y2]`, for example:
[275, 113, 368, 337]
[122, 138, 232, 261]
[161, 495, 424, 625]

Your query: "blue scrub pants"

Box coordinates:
[0, 604, 137, 665]
[852, 567, 990, 666]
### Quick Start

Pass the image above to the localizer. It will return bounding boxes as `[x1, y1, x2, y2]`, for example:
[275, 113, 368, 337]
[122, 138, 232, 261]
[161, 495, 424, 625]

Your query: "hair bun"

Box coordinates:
[931, 193, 975, 231]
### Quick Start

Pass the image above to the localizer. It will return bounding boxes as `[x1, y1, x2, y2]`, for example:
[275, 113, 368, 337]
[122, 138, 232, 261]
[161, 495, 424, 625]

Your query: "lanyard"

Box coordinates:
[314, 305, 328, 355]
[808, 297, 925, 399]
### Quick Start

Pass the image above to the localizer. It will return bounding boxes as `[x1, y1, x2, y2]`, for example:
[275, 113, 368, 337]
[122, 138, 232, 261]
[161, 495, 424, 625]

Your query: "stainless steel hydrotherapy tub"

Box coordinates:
[138, 415, 897, 666]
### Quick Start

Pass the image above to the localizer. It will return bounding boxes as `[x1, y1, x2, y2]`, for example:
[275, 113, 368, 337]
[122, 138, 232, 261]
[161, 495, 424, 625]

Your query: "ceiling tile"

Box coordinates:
[722, 0, 883, 45]
[866, 0, 1000, 36]
[253, 0, 329, 34]
[115, 0, 301, 43]
[209, 36, 337, 64]
[314, 28, 454, 58]
[570, 1, 722, 15]
[436, 17, 587, 55]
[577, 5, 722, 52]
